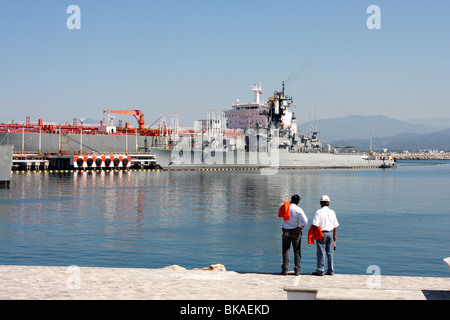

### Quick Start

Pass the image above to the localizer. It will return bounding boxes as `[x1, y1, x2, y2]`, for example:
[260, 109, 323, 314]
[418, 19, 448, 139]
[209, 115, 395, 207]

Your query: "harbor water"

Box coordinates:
[0, 161, 449, 277]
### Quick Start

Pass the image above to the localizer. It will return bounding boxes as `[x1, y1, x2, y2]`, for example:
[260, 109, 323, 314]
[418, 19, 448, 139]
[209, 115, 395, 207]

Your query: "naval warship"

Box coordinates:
[150, 80, 395, 170]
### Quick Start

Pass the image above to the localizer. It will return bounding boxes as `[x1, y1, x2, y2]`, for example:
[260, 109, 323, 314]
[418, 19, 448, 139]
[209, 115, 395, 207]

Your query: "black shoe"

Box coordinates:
[326, 272, 334, 276]
[311, 271, 324, 276]
[281, 270, 288, 276]
[295, 270, 300, 276]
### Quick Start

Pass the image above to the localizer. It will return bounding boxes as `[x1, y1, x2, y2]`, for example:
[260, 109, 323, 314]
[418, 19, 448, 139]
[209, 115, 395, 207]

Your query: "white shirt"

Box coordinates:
[312, 206, 339, 231]
[282, 203, 308, 230]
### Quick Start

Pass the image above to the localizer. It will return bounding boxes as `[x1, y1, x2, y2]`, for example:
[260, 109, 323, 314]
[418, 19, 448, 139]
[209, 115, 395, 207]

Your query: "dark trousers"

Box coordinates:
[281, 228, 302, 273]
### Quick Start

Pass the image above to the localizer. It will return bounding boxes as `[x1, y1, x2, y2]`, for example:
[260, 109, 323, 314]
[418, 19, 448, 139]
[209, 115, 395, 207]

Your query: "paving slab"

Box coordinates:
[285, 273, 450, 300]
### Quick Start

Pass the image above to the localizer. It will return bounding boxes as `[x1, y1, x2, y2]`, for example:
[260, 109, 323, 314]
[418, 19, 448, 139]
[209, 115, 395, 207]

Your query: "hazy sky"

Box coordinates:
[1, 0, 449, 127]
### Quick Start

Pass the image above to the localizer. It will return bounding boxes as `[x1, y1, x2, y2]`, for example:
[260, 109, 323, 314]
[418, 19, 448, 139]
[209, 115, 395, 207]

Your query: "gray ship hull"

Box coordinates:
[0, 145, 13, 186]
[0, 131, 161, 154]
[150, 148, 395, 170]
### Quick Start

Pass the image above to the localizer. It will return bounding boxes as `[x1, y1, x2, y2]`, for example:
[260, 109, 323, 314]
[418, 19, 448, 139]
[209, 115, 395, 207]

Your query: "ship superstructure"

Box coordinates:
[225, 78, 270, 131]
[223, 80, 320, 153]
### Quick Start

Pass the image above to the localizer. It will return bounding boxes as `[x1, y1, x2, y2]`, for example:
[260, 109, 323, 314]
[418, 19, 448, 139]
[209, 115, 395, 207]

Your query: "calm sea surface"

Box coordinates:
[1, 161, 449, 277]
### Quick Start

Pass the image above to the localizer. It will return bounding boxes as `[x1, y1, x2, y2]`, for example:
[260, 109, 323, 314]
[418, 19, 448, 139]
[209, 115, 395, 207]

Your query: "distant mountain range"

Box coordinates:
[299, 115, 450, 152]
[330, 128, 450, 152]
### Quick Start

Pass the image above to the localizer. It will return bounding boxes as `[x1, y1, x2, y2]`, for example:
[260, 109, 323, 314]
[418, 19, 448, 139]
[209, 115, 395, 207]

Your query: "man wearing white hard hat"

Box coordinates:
[311, 195, 339, 276]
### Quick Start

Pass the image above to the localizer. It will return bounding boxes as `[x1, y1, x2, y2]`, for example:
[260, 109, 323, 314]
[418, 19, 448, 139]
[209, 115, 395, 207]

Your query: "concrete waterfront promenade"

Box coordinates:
[1, 265, 449, 300]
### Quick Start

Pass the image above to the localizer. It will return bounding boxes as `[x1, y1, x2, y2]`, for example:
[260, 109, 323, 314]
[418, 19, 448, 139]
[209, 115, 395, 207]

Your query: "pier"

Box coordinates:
[1, 265, 448, 300]
[10, 152, 159, 171]
[0, 145, 14, 187]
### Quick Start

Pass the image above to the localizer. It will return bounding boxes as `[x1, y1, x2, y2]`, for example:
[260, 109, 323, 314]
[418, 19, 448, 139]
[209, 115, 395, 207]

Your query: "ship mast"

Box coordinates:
[251, 78, 263, 105]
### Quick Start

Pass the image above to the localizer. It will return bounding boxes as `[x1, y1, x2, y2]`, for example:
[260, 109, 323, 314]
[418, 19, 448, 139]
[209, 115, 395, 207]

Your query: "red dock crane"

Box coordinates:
[103, 110, 145, 130]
